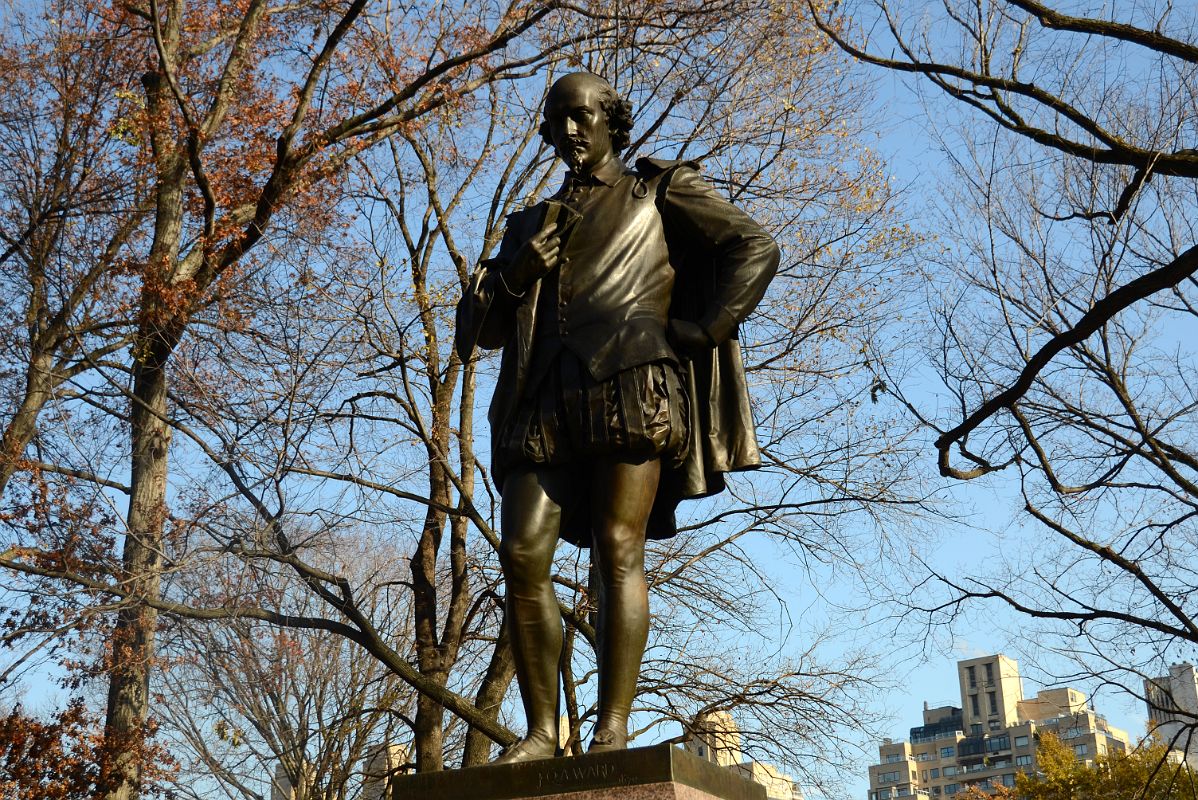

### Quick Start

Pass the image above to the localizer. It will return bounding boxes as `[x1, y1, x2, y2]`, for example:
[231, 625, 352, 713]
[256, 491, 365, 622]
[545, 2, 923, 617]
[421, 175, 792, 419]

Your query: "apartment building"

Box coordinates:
[686, 711, 805, 800]
[1146, 662, 1198, 768]
[866, 654, 1130, 799]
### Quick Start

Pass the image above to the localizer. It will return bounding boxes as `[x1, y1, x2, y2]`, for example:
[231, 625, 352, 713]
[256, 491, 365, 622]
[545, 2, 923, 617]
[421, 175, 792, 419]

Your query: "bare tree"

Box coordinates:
[811, 0, 1198, 754]
[154, 535, 415, 800]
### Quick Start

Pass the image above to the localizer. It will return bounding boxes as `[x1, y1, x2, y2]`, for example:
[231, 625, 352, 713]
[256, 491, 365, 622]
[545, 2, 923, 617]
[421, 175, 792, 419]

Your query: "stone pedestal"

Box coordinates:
[390, 743, 765, 800]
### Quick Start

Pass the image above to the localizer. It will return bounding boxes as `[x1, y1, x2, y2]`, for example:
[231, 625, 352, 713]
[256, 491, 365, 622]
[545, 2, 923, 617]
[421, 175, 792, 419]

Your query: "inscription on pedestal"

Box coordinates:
[535, 761, 632, 792]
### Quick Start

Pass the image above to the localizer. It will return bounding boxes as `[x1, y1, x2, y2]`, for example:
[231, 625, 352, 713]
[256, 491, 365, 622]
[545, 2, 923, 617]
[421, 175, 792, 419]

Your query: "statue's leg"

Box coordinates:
[494, 465, 569, 764]
[588, 456, 661, 752]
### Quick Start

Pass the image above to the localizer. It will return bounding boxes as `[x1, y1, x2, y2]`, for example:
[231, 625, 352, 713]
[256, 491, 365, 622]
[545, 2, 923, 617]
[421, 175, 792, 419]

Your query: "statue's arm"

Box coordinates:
[455, 221, 528, 359]
[660, 167, 780, 344]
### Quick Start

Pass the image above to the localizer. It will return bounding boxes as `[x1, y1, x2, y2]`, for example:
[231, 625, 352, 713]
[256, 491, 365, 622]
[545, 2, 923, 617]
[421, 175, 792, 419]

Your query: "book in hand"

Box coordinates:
[541, 199, 582, 240]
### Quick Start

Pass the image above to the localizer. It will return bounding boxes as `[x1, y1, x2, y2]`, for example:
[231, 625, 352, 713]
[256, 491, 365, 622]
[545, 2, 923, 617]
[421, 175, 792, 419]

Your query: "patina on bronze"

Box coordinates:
[456, 72, 779, 764]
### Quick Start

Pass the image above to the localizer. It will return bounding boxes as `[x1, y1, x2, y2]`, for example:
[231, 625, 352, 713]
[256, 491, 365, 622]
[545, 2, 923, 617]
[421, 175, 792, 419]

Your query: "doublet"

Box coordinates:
[527, 157, 679, 387]
[465, 155, 777, 379]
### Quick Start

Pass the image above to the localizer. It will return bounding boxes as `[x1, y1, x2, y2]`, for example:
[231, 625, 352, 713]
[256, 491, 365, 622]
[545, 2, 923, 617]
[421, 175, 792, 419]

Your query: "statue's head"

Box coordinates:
[539, 72, 634, 174]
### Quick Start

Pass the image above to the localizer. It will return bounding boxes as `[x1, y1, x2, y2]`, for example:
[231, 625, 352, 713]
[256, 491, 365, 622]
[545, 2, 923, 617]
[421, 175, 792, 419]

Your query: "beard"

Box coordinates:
[562, 140, 589, 173]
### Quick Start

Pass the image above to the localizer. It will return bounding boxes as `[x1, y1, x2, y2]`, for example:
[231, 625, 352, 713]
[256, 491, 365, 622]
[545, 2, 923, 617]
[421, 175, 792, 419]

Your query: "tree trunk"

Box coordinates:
[410, 465, 449, 771]
[461, 619, 516, 766]
[560, 626, 581, 756]
[99, 51, 185, 788]
[411, 367, 472, 771]
[100, 334, 172, 800]
[0, 352, 54, 494]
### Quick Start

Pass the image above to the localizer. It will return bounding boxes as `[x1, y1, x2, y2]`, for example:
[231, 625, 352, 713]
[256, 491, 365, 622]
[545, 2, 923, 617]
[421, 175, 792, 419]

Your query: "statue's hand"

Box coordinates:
[502, 227, 561, 293]
[667, 319, 715, 358]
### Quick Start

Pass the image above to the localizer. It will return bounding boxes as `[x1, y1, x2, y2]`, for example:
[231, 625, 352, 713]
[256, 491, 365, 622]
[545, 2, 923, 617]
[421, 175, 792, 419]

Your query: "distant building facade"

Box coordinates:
[271, 760, 313, 800]
[1146, 662, 1198, 768]
[362, 743, 408, 800]
[866, 654, 1130, 798]
[686, 711, 805, 800]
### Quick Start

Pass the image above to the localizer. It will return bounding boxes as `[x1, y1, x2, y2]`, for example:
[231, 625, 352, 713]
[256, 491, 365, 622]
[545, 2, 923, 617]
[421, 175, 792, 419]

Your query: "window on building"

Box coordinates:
[944, 784, 959, 796]
[985, 662, 994, 684]
[987, 691, 998, 715]
[1014, 735, 1029, 748]
[932, 789, 941, 797]
[970, 695, 980, 716]
[971, 723, 982, 735]
[1015, 755, 1033, 766]
[967, 665, 977, 688]
[989, 720, 1001, 731]
[943, 766, 958, 777]
[1074, 744, 1089, 756]
[1002, 774, 1017, 787]
[987, 735, 1010, 753]
[879, 791, 891, 800]
[941, 747, 955, 758]
[879, 771, 900, 783]
[898, 789, 911, 797]
[930, 768, 940, 779]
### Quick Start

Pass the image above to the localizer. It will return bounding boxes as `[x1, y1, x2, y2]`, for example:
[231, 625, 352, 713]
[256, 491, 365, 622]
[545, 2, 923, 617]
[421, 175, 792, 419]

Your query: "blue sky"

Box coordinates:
[828, 55, 1161, 798]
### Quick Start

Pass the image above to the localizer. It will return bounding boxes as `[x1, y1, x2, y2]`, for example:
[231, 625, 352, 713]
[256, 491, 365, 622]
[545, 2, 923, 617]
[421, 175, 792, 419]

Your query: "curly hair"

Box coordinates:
[539, 80, 635, 155]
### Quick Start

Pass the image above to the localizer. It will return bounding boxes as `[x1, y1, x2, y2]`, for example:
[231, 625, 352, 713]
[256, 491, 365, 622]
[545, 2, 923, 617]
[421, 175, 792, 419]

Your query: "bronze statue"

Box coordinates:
[456, 72, 779, 763]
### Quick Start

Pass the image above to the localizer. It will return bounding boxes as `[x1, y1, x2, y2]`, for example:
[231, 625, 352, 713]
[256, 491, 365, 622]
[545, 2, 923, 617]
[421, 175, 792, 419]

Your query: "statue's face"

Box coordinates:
[543, 76, 613, 175]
